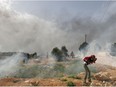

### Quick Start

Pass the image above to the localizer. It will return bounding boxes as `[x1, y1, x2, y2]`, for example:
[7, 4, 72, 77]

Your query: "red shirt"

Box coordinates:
[83, 56, 96, 65]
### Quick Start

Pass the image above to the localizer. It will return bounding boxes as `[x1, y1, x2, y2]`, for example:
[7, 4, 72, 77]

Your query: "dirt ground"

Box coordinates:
[0, 63, 115, 86]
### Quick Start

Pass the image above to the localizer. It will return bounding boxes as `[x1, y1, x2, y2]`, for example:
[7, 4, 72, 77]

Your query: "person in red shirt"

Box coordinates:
[83, 55, 97, 83]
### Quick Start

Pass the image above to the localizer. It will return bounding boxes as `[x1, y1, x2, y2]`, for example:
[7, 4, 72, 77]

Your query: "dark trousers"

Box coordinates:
[84, 63, 91, 82]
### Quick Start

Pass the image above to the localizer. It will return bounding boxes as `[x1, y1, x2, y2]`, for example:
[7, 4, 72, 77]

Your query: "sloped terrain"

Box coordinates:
[0, 59, 115, 86]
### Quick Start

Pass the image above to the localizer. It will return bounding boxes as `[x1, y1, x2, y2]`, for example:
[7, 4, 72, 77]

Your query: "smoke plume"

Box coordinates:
[0, 1, 116, 68]
[0, 53, 26, 77]
[0, 1, 116, 55]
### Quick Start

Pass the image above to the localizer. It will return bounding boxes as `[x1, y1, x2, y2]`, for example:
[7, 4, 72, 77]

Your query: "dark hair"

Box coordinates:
[91, 55, 95, 58]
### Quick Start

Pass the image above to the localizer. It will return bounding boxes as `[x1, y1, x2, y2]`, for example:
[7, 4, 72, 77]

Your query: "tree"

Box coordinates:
[61, 46, 69, 58]
[32, 52, 37, 58]
[51, 47, 64, 61]
[79, 42, 88, 51]
[79, 34, 89, 56]
[110, 43, 116, 56]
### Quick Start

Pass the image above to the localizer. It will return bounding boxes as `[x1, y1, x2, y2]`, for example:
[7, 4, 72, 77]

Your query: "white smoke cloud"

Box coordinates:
[0, 1, 116, 78]
[96, 51, 116, 67]
[0, 53, 26, 77]
[0, 1, 116, 57]
[78, 41, 116, 67]
[0, 2, 68, 54]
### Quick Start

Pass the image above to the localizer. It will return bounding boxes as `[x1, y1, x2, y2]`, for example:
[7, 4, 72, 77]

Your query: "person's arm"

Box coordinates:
[93, 58, 97, 63]
[83, 57, 88, 62]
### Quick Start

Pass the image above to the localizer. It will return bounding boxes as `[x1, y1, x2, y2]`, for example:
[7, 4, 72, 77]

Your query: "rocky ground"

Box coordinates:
[0, 63, 115, 86]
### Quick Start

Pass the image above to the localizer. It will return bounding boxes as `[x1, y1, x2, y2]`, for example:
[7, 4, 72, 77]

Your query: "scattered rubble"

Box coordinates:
[94, 72, 111, 81]
[0, 63, 115, 86]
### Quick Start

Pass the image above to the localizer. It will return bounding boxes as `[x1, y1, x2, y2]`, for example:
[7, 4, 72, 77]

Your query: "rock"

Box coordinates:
[31, 81, 39, 86]
[112, 81, 116, 86]
[77, 72, 85, 79]
[95, 83, 102, 86]
[94, 72, 111, 81]
[110, 76, 116, 81]
[24, 79, 39, 86]
[25, 80, 30, 83]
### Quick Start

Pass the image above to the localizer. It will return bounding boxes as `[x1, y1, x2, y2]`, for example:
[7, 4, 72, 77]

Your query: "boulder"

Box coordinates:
[24, 79, 39, 86]
[110, 76, 116, 81]
[77, 72, 85, 79]
[94, 72, 111, 81]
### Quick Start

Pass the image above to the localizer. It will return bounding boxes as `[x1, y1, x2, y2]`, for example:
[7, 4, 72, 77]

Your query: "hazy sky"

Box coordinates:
[0, 0, 116, 54]
[11, 1, 110, 20]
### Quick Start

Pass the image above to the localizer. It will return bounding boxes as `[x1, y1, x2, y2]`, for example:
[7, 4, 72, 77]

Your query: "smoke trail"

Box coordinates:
[78, 41, 116, 67]
[1, 1, 116, 55]
[0, 2, 67, 54]
[0, 1, 116, 68]
[0, 53, 26, 77]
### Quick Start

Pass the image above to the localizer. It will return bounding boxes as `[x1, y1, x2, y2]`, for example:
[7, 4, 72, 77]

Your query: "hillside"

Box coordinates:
[0, 59, 115, 86]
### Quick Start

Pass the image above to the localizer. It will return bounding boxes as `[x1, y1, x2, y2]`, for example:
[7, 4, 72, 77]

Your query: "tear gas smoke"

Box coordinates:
[0, 2, 67, 54]
[0, 53, 26, 77]
[0, 1, 116, 55]
[78, 41, 116, 67]
[0, 1, 116, 78]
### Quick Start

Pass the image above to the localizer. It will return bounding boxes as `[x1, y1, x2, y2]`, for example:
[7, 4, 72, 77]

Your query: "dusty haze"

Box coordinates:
[0, 1, 116, 55]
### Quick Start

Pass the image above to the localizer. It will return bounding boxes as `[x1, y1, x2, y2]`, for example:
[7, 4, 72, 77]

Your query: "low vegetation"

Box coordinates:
[67, 81, 76, 86]
[68, 75, 81, 79]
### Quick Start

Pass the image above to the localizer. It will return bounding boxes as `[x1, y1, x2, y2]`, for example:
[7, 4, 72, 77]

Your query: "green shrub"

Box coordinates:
[74, 76, 81, 79]
[60, 78, 67, 81]
[68, 75, 81, 79]
[53, 64, 65, 72]
[68, 75, 75, 78]
[67, 81, 76, 86]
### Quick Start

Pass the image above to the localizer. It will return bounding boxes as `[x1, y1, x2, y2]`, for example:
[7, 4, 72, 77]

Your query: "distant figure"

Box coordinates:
[70, 51, 75, 58]
[83, 55, 97, 84]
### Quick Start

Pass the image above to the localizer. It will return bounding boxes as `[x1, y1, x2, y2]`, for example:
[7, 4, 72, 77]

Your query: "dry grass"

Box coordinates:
[0, 60, 115, 86]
